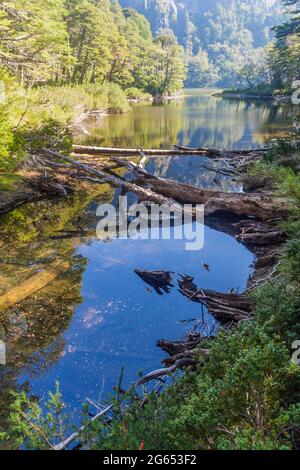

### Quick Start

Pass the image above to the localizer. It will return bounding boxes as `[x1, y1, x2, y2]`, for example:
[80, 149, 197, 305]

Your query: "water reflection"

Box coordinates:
[0, 187, 253, 436]
[77, 89, 293, 150]
[1, 90, 287, 444]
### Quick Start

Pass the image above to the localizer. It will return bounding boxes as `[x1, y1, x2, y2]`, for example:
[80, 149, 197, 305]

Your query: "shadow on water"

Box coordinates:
[0, 89, 291, 442]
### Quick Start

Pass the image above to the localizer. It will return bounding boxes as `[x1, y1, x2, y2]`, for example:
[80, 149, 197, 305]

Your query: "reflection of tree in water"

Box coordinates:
[0, 251, 87, 446]
[0, 186, 114, 446]
[146, 156, 242, 193]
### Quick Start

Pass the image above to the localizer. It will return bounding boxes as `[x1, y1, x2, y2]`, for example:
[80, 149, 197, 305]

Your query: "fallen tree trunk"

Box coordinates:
[109, 156, 288, 220]
[38, 149, 187, 214]
[178, 275, 254, 323]
[72, 145, 225, 157]
[174, 144, 268, 155]
[134, 269, 174, 295]
[31, 151, 287, 254]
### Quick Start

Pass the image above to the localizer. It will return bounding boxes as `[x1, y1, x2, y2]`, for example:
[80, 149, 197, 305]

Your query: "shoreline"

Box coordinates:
[214, 90, 291, 103]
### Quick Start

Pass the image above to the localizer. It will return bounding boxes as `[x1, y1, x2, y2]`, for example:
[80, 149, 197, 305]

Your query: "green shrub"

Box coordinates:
[125, 87, 152, 101]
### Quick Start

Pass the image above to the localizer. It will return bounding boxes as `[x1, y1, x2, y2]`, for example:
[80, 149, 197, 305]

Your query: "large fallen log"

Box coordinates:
[178, 275, 254, 323]
[72, 145, 224, 157]
[38, 149, 187, 214]
[31, 150, 287, 253]
[109, 156, 288, 220]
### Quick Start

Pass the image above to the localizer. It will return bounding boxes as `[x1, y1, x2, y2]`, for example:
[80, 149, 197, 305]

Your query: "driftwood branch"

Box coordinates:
[136, 358, 196, 385]
[178, 275, 254, 323]
[53, 404, 113, 451]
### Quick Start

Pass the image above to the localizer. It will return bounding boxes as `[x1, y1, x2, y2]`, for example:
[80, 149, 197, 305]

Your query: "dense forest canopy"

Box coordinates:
[0, 0, 185, 94]
[119, 0, 285, 86]
[0, 0, 299, 171]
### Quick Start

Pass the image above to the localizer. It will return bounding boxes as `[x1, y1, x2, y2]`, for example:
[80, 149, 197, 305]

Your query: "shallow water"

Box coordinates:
[0, 89, 290, 433]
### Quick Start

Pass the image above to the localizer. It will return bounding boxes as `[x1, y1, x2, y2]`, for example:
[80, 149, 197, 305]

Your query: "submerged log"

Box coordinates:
[134, 269, 174, 295]
[178, 275, 254, 323]
[0, 259, 70, 312]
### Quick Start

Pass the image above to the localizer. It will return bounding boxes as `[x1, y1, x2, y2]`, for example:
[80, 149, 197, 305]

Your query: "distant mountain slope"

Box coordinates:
[119, 0, 284, 86]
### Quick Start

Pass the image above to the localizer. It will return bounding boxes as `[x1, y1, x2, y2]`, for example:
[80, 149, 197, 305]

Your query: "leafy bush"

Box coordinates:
[125, 87, 152, 102]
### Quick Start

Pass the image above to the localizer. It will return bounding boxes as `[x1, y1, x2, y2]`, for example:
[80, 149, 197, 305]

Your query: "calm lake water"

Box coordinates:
[77, 88, 292, 150]
[0, 90, 291, 438]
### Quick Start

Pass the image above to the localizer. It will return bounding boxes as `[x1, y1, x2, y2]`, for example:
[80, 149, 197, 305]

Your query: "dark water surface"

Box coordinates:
[0, 90, 291, 431]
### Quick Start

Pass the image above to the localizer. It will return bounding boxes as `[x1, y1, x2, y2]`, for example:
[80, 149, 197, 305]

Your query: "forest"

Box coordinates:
[120, 0, 284, 87]
[0, 0, 185, 175]
[0, 0, 300, 457]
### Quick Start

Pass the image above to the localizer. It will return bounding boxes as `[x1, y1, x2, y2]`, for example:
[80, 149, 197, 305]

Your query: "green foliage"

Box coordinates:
[0, 68, 25, 171]
[0, 0, 185, 171]
[0, 0, 185, 94]
[6, 382, 71, 450]
[273, 0, 300, 86]
[0, 1, 71, 83]
[186, 51, 220, 88]
[125, 87, 152, 101]
[18, 119, 73, 154]
[232, 0, 300, 92]
[120, 0, 283, 87]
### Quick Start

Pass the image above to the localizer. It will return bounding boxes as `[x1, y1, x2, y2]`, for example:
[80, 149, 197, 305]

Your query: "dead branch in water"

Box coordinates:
[136, 358, 196, 385]
[157, 333, 210, 367]
[178, 275, 254, 323]
[53, 404, 113, 451]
